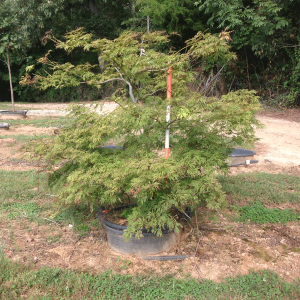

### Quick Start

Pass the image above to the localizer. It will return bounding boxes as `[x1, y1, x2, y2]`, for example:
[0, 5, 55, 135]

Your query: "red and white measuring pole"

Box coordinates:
[165, 66, 172, 159]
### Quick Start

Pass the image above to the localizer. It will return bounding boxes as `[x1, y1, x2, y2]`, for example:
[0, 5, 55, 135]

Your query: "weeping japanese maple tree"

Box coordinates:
[22, 29, 261, 239]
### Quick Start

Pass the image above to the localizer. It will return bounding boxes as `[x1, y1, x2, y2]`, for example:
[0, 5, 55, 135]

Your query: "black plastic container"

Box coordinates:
[0, 122, 11, 130]
[228, 148, 258, 166]
[0, 110, 28, 120]
[102, 217, 178, 256]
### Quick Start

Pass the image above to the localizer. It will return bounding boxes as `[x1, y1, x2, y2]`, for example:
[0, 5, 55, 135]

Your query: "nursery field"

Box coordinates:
[1, 102, 300, 298]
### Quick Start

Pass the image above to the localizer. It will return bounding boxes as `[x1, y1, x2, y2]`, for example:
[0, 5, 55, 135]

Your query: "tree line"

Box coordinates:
[1, 0, 299, 106]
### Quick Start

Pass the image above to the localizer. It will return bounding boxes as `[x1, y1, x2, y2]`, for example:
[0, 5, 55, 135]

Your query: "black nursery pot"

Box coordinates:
[102, 217, 178, 256]
[0, 110, 28, 120]
[228, 148, 257, 166]
[0, 122, 11, 130]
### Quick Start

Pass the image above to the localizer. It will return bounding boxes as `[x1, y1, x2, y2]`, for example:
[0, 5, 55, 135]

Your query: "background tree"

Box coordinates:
[0, 1, 23, 110]
[0, 0, 132, 103]
[125, 0, 206, 46]
[1, 0, 300, 106]
[195, 0, 300, 105]
[0, 0, 64, 106]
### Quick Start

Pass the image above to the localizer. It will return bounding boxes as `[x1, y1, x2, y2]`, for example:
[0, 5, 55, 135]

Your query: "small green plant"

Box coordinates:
[119, 259, 131, 270]
[47, 234, 62, 244]
[6, 202, 41, 220]
[290, 247, 300, 253]
[76, 223, 90, 235]
[90, 219, 101, 228]
[239, 202, 299, 224]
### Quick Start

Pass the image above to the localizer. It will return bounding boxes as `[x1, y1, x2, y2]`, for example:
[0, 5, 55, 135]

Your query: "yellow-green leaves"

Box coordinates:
[26, 29, 261, 237]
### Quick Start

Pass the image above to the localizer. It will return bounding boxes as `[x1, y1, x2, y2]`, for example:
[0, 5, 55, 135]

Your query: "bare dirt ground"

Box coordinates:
[229, 109, 300, 176]
[1, 104, 300, 283]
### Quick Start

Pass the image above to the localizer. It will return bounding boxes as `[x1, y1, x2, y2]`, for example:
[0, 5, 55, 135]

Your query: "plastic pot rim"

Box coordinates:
[230, 147, 256, 157]
[0, 122, 11, 129]
[102, 218, 173, 237]
[0, 110, 28, 115]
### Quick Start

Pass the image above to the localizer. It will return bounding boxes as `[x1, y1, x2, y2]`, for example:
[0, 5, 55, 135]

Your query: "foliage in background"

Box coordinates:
[1, 0, 300, 106]
[195, 0, 289, 55]
[195, 0, 300, 106]
[0, 0, 131, 103]
[125, 0, 206, 45]
[22, 29, 261, 238]
[0, 0, 66, 105]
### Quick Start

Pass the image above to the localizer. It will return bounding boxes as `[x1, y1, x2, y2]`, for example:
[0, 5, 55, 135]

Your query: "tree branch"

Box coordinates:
[114, 67, 137, 103]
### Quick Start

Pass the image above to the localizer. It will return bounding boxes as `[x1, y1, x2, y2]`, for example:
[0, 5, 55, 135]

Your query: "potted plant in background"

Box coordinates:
[22, 29, 261, 255]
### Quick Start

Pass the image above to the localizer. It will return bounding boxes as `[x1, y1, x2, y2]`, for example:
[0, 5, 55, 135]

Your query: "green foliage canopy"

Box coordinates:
[126, 0, 206, 40]
[0, 0, 65, 105]
[0, 0, 65, 58]
[23, 29, 261, 238]
[195, 0, 289, 56]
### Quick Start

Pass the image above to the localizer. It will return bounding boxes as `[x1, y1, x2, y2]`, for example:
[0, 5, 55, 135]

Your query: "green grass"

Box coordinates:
[0, 170, 48, 223]
[0, 103, 20, 110]
[219, 173, 300, 205]
[52, 204, 97, 235]
[0, 134, 50, 142]
[8, 116, 73, 128]
[1, 170, 300, 298]
[238, 202, 300, 224]
[5, 202, 42, 220]
[0, 170, 48, 202]
[0, 255, 299, 299]
[0, 169, 96, 234]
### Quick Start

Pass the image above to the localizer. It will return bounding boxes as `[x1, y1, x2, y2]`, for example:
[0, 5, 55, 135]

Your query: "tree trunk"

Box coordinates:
[244, 46, 251, 90]
[89, 0, 98, 15]
[147, 15, 150, 33]
[7, 52, 15, 112]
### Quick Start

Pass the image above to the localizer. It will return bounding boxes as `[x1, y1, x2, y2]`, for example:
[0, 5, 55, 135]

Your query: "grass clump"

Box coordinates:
[1, 255, 300, 299]
[238, 202, 299, 224]
[5, 202, 42, 220]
